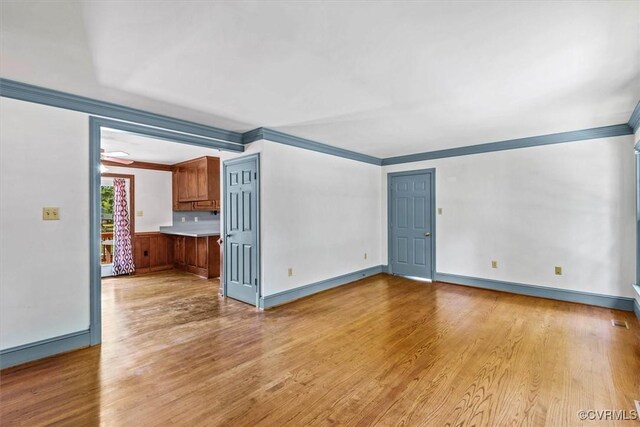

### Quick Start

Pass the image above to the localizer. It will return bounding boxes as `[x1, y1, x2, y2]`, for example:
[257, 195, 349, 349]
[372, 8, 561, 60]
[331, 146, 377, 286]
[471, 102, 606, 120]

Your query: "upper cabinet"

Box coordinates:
[172, 156, 220, 211]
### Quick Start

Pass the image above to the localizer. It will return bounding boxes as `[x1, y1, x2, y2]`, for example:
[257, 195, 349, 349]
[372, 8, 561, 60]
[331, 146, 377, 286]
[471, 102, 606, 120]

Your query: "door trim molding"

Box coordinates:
[387, 168, 436, 279]
[222, 153, 261, 307]
[89, 117, 241, 346]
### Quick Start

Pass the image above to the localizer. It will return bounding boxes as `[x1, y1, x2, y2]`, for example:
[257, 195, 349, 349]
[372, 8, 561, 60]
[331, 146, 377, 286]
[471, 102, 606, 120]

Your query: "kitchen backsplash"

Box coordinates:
[173, 211, 219, 223]
[171, 211, 220, 231]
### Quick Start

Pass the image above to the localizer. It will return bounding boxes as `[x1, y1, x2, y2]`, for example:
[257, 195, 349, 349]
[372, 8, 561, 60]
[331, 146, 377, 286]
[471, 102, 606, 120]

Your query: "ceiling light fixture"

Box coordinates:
[103, 151, 129, 157]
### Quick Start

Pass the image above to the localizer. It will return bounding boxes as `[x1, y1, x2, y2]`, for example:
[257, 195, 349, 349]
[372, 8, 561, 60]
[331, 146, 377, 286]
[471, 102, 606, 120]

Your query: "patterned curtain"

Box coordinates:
[112, 178, 135, 275]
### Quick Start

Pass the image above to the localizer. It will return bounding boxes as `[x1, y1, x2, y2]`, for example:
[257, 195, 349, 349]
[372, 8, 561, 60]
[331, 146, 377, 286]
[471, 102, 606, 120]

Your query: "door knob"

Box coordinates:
[424, 232, 431, 237]
[226, 234, 232, 238]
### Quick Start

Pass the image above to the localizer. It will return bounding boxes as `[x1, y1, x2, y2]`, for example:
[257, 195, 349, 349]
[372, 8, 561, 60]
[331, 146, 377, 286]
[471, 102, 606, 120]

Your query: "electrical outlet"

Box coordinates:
[288, 268, 293, 277]
[181, 217, 186, 223]
[438, 208, 443, 215]
[42, 207, 60, 220]
[491, 260, 498, 269]
[194, 217, 198, 222]
[555, 266, 562, 275]
[136, 210, 144, 217]
[364, 252, 368, 260]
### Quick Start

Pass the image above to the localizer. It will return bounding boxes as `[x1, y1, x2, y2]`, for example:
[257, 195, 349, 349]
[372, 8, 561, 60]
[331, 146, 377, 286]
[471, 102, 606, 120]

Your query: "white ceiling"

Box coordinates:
[1, 1, 639, 158]
[101, 129, 219, 164]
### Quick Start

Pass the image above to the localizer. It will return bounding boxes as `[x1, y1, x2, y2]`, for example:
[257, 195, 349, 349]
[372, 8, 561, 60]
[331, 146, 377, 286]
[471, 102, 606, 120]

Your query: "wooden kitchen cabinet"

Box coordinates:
[173, 235, 220, 279]
[172, 157, 220, 211]
[133, 232, 174, 274]
[173, 235, 186, 266]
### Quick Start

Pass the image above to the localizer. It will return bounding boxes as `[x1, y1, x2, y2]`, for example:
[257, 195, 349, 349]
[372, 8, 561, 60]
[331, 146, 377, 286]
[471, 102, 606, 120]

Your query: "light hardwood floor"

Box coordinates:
[1, 271, 639, 426]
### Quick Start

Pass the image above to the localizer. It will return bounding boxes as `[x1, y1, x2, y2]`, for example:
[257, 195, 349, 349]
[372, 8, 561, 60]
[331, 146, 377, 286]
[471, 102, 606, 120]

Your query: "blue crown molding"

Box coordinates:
[629, 100, 640, 133]
[0, 78, 244, 144]
[242, 127, 383, 165]
[2, 79, 636, 165]
[382, 124, 634, 166]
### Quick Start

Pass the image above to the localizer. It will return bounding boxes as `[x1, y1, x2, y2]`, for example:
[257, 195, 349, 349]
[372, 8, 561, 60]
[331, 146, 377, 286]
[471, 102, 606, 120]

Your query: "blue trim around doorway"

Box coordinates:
[222, 153, 261, 307]
[89, 117, 248, 347]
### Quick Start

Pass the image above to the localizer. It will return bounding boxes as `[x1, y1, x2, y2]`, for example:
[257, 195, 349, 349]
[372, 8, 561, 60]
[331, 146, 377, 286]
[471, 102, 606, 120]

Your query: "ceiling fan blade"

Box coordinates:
[102, 156, 134, 165]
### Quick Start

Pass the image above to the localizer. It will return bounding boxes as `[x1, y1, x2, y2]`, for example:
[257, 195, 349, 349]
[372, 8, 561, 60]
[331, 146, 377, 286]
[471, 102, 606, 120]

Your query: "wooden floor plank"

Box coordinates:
[1, 271, 638, 426]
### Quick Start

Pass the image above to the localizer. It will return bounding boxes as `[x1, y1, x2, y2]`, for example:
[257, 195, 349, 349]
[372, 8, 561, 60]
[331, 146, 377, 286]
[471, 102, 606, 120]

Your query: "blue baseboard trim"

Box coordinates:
[0, 330, 91, 369]
[629, 100, 640, 133]
[0, 78, 244, 144]
[260, 265, 383, 309]
[434, 273, 635, 311]
[242, 127, 382, 166]
[633, 285, 640, 320]
[382, 124, 633, 165]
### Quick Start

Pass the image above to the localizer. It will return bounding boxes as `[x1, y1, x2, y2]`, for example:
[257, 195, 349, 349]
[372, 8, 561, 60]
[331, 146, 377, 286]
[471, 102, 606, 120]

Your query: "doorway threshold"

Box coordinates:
[400, 275, 433, 283]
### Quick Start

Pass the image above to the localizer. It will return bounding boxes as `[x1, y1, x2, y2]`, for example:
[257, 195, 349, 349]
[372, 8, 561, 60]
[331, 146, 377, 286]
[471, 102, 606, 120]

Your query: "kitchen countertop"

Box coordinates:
[159, 226, 220, 238]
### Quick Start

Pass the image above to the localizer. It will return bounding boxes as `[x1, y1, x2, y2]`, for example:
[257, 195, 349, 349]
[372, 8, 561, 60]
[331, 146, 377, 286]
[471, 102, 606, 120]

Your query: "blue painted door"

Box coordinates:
[224, 156, 259, 305]
[389, 172, 433, 279]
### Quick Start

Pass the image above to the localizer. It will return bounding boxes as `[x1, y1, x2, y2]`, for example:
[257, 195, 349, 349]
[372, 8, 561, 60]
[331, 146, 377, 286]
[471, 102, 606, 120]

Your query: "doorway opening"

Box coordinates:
[89, 117, 253, 346]
[100, 173, 134, 277]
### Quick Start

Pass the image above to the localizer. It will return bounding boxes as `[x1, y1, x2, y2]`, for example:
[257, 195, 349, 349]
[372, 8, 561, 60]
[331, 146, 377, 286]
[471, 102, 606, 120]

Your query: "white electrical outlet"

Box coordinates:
[194, 217, 198, 222]
[181, 217, 186, 223]
[491, 260, 498, 268]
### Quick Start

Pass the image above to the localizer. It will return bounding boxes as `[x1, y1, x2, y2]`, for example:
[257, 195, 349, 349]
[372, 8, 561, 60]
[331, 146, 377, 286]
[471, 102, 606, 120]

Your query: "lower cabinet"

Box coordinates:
[173, 235, 220, 279]
[133, 232, 174, 274]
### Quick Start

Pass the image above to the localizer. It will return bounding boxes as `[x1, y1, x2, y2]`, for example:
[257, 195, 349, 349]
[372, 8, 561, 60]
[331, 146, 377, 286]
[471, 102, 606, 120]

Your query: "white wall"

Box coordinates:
[257, 141, 382, 296]
[382, 135, 637, 298]
[104, 166, 172, 232]
[0, 98, 90, 350]
[1, 94, 636, 354]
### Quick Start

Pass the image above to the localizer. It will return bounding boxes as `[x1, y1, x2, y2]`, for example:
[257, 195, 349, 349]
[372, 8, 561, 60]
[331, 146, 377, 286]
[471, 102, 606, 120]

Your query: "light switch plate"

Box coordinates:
[42, 207, 60, 220]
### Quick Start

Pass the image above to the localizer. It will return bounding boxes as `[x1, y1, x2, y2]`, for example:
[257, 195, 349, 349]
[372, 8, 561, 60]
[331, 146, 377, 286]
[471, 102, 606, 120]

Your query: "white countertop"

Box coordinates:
[159, 226, 220, 238]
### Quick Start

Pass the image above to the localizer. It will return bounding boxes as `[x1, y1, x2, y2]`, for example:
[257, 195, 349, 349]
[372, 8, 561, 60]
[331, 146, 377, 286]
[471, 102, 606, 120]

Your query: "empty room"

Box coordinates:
[1, 1, 639, 426]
